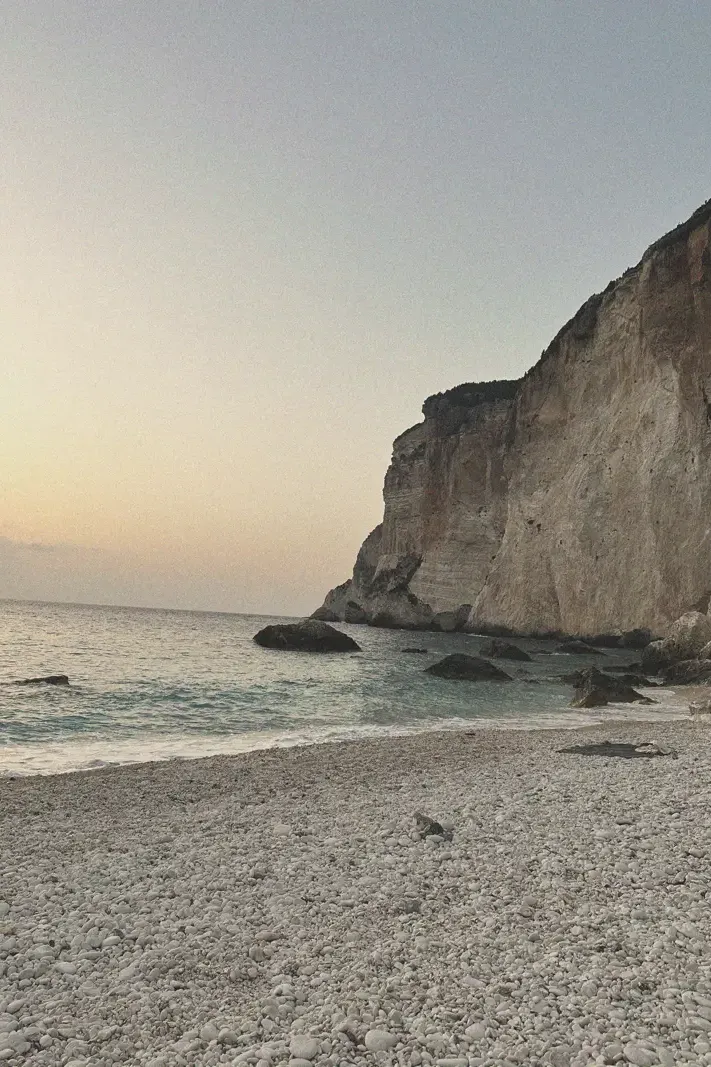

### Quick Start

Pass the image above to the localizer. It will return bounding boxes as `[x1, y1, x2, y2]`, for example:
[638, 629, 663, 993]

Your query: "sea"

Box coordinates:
[0, 599, 688, 777]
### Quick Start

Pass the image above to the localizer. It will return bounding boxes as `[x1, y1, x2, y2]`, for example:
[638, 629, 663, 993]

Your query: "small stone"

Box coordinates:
[218, 1028, 239, 1046]
[365, 1029, 398, 1052]
[465, 1023, 487, 1041]
[0, 904, 9, 918]
[200, 1022, 219, 1043]
[289, 1036, 319, 1060]
[547, 1045, 571, 1067]
[623, 1044, 658, 1067]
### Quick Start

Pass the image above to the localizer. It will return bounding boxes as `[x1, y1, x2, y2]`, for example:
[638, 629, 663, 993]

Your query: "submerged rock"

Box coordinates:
[402, 647, 429, 654]
[424, 654, 511, 681]
[479, 639, 532, 662]
[557, 640, 604, 655]
[253, 620, 361, 653]
[15, 674, 69, 686]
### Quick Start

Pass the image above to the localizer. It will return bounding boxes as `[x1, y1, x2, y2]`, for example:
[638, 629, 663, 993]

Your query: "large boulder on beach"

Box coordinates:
[569, 667, 655, 708]
[479, 639, 532, 662]
[640, 638, 674, 674]
[642, 611, 711, 673]
[253, 619, 361, 653]
[425, 654, 511, 681]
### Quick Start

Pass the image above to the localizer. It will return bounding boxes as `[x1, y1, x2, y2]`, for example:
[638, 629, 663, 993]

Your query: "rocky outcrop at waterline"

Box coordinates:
[315, 198, 711, 638]
[253, 620, 361, 653]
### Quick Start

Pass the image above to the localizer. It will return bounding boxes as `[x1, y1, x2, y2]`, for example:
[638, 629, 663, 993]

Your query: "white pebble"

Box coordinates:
[365, 1029, 398, 1052]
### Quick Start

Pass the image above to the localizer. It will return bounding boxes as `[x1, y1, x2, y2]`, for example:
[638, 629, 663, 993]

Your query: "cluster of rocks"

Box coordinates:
[1, 722, 711, 1066]
[641, 612, 711, 685]
[564, 669, 657, 710]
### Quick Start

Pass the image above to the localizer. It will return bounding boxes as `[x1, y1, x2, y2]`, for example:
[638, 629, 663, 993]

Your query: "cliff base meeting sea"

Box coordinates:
[0, 599, 687, 777]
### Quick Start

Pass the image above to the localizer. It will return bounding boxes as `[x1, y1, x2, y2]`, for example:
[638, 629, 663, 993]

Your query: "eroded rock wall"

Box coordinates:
[315, 199, 711, 636]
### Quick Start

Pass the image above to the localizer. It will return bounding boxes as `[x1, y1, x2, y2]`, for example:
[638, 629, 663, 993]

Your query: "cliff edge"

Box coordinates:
[314, 198, 711, 635]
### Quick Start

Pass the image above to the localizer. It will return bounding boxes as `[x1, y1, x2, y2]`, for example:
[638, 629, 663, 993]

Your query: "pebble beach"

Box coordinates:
[1, 719, 710, 1067]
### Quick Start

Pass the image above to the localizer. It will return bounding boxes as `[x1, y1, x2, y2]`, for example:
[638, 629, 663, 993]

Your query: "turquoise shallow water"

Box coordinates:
[0, 599, 686, 775]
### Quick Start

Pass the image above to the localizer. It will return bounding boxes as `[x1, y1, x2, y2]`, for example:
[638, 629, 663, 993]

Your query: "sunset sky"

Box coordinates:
[3, 1, 711, 615]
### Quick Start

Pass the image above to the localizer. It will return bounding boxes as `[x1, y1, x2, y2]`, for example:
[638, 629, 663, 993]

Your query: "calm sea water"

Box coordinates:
[0, 599, 687, 776]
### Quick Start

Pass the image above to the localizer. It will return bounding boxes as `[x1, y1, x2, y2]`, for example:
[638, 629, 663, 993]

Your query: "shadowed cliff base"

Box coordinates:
[314, 196, 711, 640]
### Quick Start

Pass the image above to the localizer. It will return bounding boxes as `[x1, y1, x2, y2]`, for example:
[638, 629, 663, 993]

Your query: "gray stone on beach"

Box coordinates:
[414, 811, 453, 840]
[623, 1043, 658, 1066]
[289, 1035, 319, 1060]
[0, 718, 709, 1067]
[546, 1045, 571, 1067]
[364, 1029, 398, 1052]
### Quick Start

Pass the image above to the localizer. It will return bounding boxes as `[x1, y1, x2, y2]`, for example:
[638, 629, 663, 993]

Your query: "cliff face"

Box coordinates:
[315, 199, 711, 636]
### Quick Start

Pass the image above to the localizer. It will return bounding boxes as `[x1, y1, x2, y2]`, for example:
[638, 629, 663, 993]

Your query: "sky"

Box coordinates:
[2, 1, 711, 616]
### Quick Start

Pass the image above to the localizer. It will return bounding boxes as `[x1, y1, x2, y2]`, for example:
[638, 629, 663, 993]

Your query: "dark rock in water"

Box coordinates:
[557, 640, 605, 655]
[253, 619, 361, 653]
[559, 740, 674, 759]
[604, 662, 644, 673]
[424, 653, 512, 681]
[617, 672, 660, 689]
[614, 670, 657, 687]
[569, 667, 656, 707]
[402, 647, 429, 654]
[562, 667, 657, 689]
[587, 633, 623, 648]
[621, 628, 655, 649]
[661, 659, 711, 685]
[479, 639, 532, 662]
[15, 674, 69, 686]
[414, 811, 453, 841]
[571, 686, 611, 708]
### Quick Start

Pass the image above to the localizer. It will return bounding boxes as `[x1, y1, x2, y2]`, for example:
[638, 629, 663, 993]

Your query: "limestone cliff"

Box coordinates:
[315, 198, 711, 636]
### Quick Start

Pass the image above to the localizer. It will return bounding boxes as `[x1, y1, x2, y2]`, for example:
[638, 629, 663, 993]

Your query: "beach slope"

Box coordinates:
[1, 723, 710, 1065]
